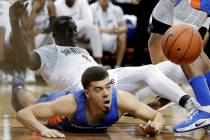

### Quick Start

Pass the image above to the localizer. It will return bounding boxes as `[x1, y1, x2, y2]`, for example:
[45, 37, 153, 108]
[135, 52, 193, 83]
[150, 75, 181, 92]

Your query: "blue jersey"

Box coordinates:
[175, 0, 210, 14]
[36, 87, 119, 132]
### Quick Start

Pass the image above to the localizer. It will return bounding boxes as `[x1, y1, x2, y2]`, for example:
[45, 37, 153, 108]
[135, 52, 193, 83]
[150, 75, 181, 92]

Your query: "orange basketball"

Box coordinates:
[162, 24, 203, 65]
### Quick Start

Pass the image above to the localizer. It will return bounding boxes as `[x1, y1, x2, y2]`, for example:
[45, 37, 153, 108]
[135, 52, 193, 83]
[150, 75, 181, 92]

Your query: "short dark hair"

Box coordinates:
[52, 16, 77, 39]
[81, 66, 109, 89]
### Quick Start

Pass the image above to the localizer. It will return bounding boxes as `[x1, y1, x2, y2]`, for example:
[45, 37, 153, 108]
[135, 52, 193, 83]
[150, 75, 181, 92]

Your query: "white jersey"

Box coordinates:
[0, 1, 11, 43]
[54, 0, 93, 31]
[34, 44, 98, 90]
[152, 0, 207, 28]
[174, 0, 207, 28]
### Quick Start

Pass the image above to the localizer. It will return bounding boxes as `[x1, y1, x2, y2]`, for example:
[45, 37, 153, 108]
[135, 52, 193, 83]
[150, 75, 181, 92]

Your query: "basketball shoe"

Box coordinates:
[11, 74, 25, 112]
[173, 106, 210, 133]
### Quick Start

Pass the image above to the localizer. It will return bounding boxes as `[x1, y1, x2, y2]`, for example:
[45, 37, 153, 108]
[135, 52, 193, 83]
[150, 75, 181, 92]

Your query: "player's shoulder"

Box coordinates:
[33, 44, 58, 59]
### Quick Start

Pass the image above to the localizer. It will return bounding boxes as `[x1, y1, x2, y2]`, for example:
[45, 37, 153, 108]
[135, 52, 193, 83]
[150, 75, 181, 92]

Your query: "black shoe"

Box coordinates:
[11, 74, 25, 112]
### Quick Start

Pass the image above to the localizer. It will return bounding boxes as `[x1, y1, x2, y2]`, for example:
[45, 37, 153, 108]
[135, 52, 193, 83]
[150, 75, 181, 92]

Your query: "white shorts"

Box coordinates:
[108, 61, 188, 95]
[108, 65, 157, 94]
[101, 33, 117, 53]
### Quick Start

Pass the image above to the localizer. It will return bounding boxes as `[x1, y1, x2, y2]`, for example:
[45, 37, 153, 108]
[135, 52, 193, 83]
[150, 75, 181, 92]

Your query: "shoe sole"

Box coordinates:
[174, 119, 210, 133]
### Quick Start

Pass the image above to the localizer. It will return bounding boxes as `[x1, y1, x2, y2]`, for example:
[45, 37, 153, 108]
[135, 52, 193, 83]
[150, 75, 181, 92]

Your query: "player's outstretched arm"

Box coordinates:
[9, 0, 41, 70]
[16, 94, 77, 138]
[118, 90, 165, 136]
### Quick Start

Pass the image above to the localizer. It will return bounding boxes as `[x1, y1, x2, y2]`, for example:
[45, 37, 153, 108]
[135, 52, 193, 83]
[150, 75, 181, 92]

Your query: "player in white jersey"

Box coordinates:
[10, 0, 202, 126]
[54, 0, 103, 64]
[148, 0, 210, 132]
[90, 0, 127, 67]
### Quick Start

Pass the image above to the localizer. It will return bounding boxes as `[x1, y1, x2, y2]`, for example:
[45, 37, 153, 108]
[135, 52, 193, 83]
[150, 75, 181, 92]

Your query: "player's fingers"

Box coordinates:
[42, 133, 51, 138]
[149, 122, 155, 128]
[53, 130, 65, 138]
[48, 131, 58, 138]
[139, 124, 146, 131]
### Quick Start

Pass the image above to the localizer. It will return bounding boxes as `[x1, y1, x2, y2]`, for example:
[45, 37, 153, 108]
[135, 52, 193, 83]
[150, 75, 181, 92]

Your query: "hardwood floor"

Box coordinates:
[0, 83, 209, 140]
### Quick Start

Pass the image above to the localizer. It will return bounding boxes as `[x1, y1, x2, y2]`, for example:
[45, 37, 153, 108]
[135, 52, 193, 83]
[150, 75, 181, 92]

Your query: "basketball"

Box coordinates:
[162, 24, 203, 65]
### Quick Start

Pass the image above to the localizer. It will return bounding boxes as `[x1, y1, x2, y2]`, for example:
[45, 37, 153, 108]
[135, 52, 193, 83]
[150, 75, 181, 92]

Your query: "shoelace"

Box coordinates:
[188, 111, 199, 120]
[185, 99, 201, 120]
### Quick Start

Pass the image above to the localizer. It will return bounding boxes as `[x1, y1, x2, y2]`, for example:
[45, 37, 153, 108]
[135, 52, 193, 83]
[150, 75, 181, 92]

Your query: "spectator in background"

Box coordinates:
[111, 0, 159, 66]
[90, 0, 127, 68]
[54, 0, 103, 64]
[0, 0, 12, 61]
[23, 0, 56, 50]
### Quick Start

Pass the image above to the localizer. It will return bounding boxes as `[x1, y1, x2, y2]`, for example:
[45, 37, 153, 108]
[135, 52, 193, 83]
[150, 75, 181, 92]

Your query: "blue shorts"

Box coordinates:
[36, 90, 71, 103]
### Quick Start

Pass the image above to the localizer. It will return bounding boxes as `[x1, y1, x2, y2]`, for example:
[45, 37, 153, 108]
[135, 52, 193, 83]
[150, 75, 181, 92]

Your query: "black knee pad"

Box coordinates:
[198, 26, 207, 39]
[150, 16, 171, 35]
[208, 15, 210, 34]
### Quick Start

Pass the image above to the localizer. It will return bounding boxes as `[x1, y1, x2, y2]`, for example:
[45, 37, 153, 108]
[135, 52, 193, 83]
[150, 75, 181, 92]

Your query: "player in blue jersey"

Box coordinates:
[12, 66, 164, 138]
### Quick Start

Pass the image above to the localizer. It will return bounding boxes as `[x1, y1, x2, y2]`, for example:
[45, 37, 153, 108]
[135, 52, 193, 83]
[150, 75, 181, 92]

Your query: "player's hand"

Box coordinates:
[9, 0, 28, 21]
[139, 120, 160, 137]
[40, 128, 65, 138]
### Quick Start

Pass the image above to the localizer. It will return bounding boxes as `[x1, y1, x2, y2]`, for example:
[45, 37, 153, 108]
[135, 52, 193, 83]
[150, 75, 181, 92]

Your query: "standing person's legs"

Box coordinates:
[198, 51, 210, 88]
[173, 61, 210, 132]
[148, 32, 167, 64]
[173, 47, 210, 132]
[116, 33, 126, 67]
[148, 0, 175, 64]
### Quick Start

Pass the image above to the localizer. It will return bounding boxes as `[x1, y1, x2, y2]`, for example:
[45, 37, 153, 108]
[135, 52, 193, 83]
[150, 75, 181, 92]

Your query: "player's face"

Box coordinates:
[87, 77, 112, 113]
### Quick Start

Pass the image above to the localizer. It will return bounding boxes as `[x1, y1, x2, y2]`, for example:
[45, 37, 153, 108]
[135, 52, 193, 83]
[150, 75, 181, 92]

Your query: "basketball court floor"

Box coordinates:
[0, 82, 210, 140]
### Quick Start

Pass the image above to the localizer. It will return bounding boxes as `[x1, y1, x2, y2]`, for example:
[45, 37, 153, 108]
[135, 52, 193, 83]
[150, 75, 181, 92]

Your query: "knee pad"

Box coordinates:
[198, 26, 207, 39]
[150, 16, 172, 35]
